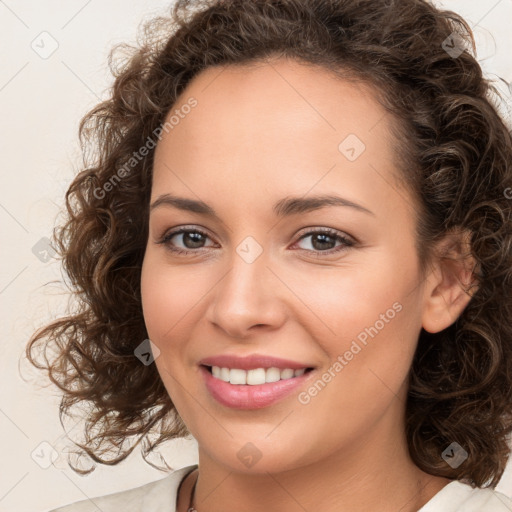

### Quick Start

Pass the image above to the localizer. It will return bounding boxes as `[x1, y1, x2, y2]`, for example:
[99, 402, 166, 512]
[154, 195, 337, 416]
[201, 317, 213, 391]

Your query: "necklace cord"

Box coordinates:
[187, 470, 199, 512]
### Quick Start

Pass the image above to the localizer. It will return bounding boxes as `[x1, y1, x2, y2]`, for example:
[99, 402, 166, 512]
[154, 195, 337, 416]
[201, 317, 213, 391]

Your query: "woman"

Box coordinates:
[27, 0, 512, 510]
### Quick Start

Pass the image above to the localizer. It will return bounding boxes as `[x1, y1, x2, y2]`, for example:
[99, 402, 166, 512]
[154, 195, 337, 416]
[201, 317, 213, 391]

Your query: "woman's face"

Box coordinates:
[141, 58, 431, 473]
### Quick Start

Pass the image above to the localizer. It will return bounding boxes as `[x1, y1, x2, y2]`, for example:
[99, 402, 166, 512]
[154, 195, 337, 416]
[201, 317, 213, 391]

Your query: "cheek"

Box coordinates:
[278, 262, 401, 341]
[140, 253, 208, 340]
[140, 256, 200, 409]
[288, 254, 420, 379]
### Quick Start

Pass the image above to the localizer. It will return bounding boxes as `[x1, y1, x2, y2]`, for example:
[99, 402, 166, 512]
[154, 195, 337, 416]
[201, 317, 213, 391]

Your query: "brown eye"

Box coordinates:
[157, 227, 216, 255]
[294, 228, 354, 255]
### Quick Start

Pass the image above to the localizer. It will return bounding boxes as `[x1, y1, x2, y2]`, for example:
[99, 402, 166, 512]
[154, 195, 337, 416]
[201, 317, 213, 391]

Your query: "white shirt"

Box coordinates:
[47, 464, 512, 511]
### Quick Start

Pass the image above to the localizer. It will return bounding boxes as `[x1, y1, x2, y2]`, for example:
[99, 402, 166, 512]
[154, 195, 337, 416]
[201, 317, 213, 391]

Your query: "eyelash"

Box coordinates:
[156, 226, 355, 257]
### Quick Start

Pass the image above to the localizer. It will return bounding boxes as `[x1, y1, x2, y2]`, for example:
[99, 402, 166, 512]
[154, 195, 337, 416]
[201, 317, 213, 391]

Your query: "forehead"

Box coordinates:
[160, 57, 390, 152]
[151, 57, 412, 220]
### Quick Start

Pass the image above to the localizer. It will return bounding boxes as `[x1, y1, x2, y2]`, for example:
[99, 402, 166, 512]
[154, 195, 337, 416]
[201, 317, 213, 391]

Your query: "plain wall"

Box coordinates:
[1, 1, 511, 511]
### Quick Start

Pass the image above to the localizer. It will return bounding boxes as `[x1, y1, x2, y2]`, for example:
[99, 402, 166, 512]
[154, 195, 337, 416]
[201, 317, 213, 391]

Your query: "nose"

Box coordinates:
[205, 247, 288, 339]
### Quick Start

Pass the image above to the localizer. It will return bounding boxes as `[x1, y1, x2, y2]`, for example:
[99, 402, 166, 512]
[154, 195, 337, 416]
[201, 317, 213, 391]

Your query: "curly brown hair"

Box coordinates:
[26, 0, 512, 487]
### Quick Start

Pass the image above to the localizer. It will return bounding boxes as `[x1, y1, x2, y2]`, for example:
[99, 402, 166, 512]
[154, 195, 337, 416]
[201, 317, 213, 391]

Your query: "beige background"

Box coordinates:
[1, 1, 511, 511]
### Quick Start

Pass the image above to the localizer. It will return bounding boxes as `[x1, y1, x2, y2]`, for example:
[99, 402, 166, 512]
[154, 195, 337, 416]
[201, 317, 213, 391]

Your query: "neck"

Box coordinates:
[179, 386, 451, 512]
[189, 452, 449, 512]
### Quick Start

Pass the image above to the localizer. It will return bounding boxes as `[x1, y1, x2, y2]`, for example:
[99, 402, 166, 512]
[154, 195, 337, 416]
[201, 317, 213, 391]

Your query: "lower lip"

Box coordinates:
[200, 365, 314, 409]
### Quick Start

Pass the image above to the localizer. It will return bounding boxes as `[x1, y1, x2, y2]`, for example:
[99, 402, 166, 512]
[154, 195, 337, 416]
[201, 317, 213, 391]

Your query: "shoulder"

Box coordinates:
[419, 480, 512, 511]
[46, 464, 198, 512]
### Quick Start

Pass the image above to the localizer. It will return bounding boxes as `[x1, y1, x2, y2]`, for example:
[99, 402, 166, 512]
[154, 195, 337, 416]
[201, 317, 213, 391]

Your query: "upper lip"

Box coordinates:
[199, 353, 315, 370]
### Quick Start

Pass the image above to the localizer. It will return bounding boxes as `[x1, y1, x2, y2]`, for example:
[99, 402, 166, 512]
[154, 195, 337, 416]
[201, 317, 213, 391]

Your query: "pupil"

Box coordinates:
[184, 232, 204, 248]
[313, 233, 334, 250]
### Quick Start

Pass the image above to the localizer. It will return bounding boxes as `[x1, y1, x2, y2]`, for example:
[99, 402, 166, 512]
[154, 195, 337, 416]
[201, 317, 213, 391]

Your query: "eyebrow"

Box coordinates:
[149, 193, 375, 218]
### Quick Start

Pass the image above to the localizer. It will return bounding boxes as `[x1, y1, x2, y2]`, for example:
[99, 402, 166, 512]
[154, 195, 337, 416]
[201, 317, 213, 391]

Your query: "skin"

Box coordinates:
[140, 57, 476, 512]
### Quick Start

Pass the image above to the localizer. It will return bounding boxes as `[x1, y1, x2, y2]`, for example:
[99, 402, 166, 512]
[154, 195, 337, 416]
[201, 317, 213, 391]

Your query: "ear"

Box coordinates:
[421, 228, 480, 334]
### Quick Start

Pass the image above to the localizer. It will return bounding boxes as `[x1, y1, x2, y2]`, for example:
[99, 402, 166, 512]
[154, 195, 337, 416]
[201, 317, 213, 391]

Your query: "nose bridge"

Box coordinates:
[207, 237, 286, 336]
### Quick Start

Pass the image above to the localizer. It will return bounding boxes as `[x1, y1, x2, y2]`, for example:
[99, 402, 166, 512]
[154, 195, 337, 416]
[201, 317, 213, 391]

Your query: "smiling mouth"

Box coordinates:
[202, 364, 315, 385]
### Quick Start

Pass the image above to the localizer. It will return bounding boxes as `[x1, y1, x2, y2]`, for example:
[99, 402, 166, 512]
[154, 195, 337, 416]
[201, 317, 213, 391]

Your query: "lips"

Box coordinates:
[198, 353, 317, 409]
[200, 365, 314, 409]
[199, 353, 314, 371]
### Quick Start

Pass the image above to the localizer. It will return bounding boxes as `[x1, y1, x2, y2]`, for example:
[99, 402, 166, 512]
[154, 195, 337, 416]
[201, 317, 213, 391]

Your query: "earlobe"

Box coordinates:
[421, 229, 480, 334]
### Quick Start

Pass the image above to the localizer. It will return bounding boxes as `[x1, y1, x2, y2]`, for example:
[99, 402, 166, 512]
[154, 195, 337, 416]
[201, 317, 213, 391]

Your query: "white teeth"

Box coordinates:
[210, 366, 309, 385]
[266, 367, 281, 383]
[247, 368, 266, 385]
[220, 367, 230, 382]
[229, 368, 247, 385]
[280, 368, 294, 379]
